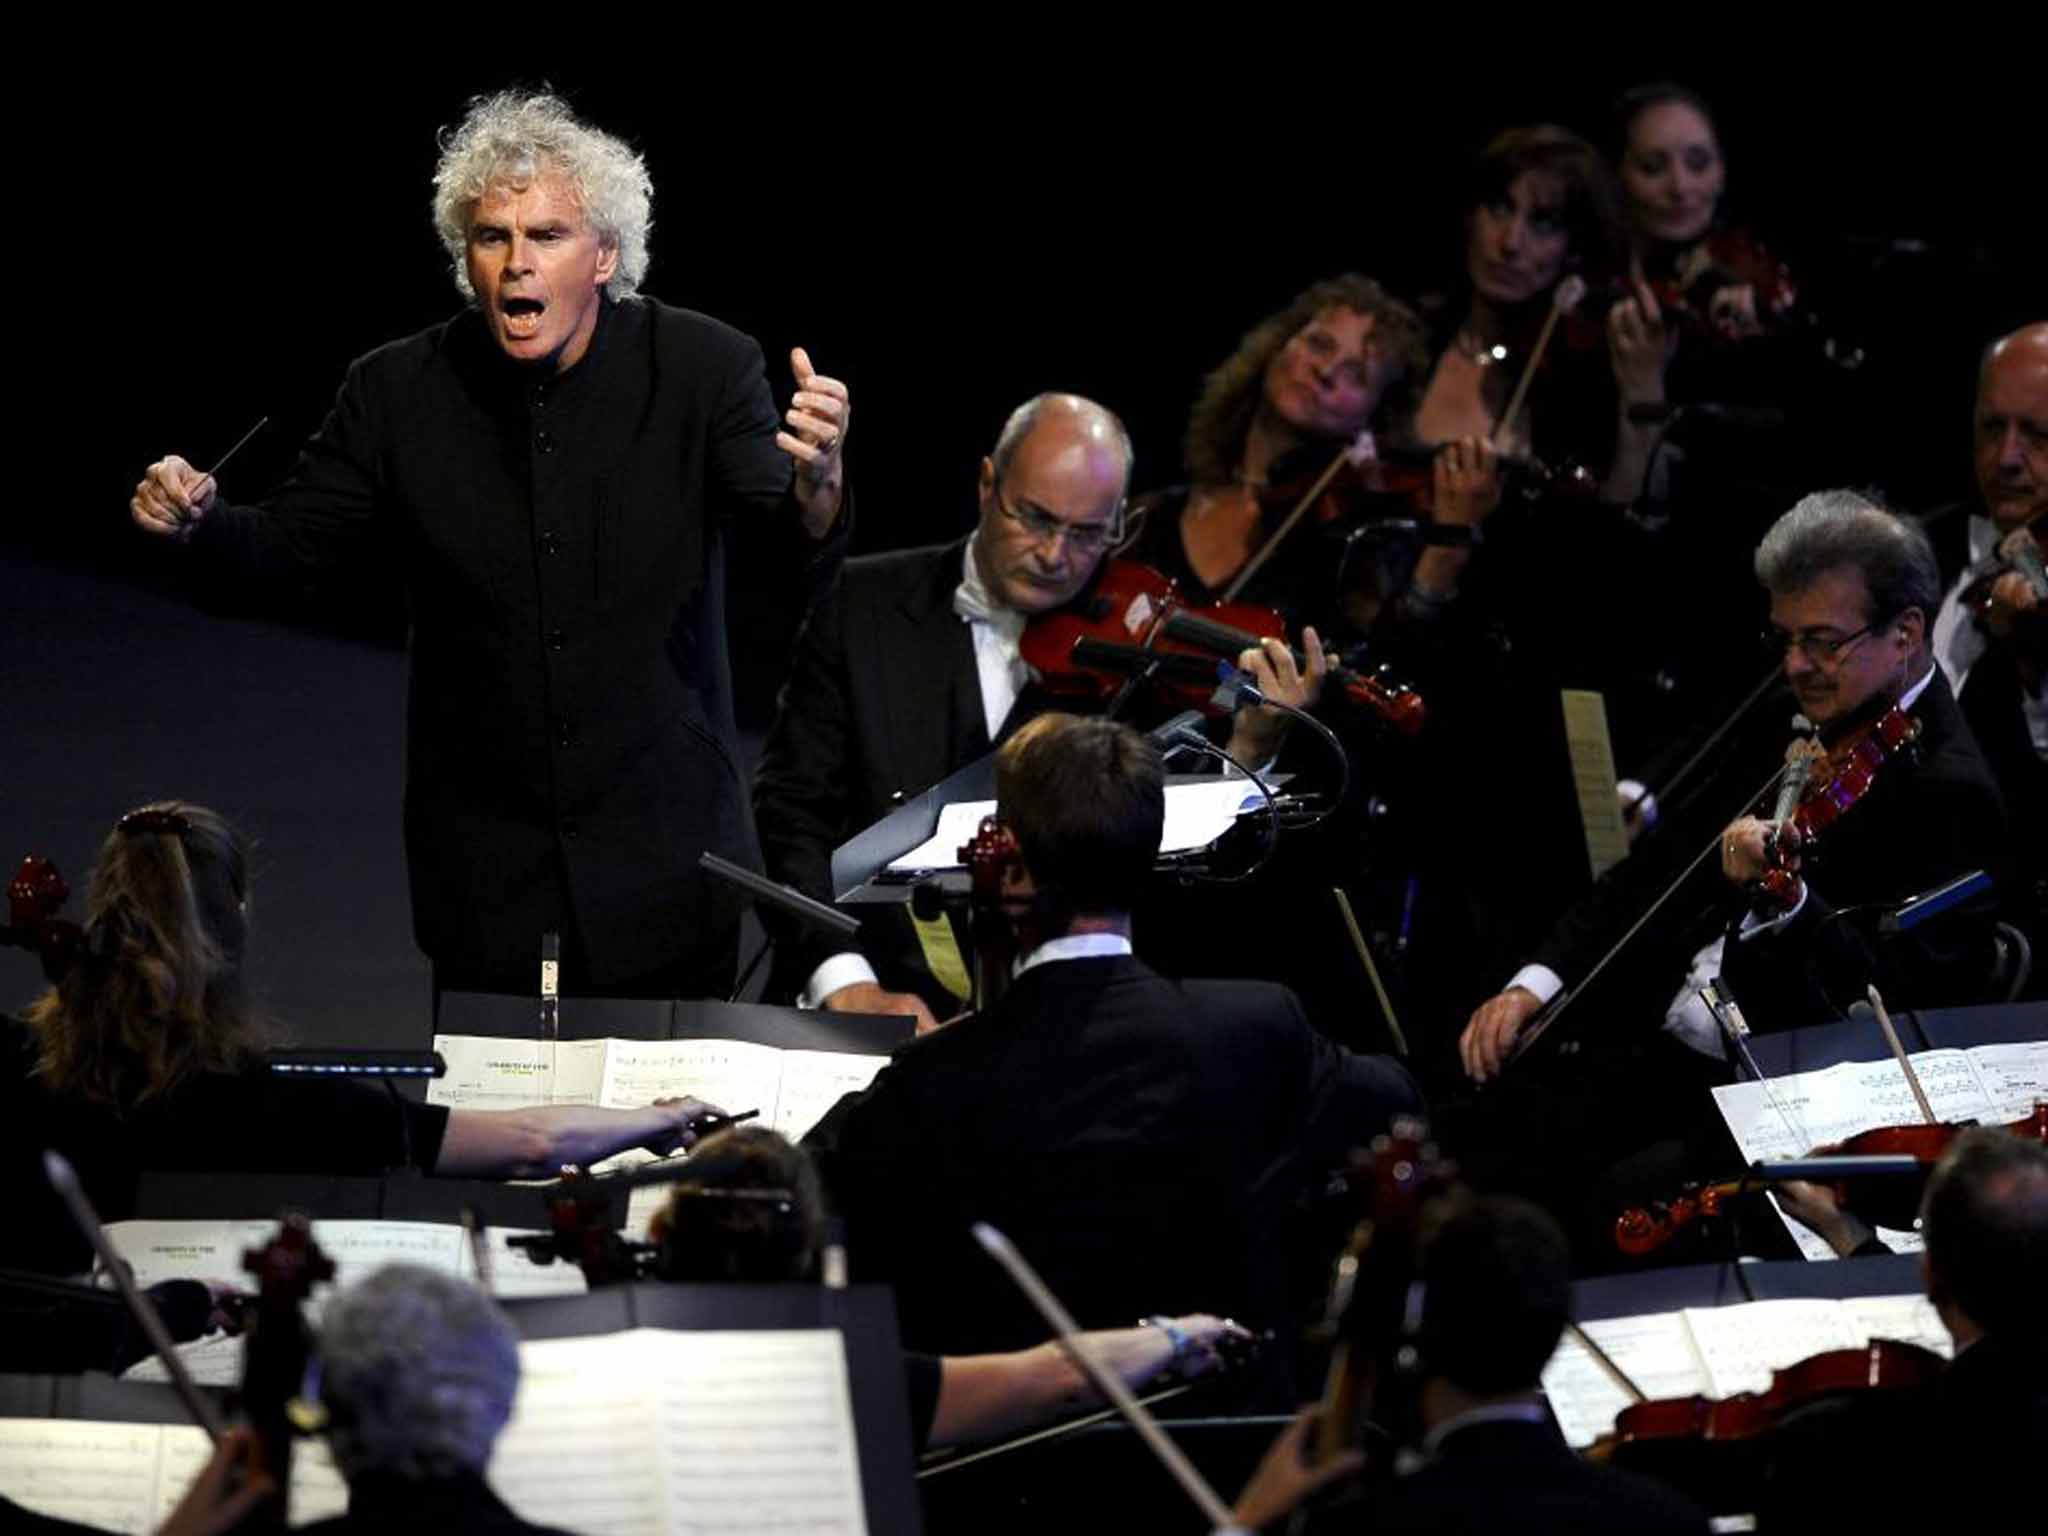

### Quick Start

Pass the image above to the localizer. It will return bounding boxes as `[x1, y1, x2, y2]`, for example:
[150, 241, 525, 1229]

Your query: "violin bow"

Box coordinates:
[1503, 759, 1788, 1070]
[916, 1382, 1202, 1479]
[43, 1150, 231, 1443]
[971, 1222, 1239, 1530]
[1866, 985, 1937, 1126]
[1221, 429, 1378, 604]
[1562, 1320, 1646, 1405]
[1333, 887, 1409, 1057]
[1495, 276, 1587, 449]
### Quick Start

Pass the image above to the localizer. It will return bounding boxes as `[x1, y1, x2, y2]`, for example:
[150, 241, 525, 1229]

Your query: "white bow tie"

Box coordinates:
[954, 549, 1026, 642]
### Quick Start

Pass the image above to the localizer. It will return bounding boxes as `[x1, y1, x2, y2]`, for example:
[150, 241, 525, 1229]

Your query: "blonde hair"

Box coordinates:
[24, 802, 262, 1107]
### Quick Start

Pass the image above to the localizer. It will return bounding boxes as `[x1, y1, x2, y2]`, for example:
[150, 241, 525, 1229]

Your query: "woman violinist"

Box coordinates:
[8, 802, 718, 1277]
[1414, 122, 1653, 518]
[1121, 273, 1482, 638]
[1603, 80, 1840, 515]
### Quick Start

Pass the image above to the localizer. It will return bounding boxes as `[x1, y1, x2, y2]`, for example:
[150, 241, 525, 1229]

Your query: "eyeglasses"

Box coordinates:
[992, 479, 1122, 556]
[1760, 621, 1878, 666]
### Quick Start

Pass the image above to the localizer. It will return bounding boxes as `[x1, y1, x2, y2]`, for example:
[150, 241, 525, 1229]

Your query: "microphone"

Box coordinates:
[1877, 869, 1993, 936]
[1145, 708, 1209, 756]
[1626, 401, 1788, 432]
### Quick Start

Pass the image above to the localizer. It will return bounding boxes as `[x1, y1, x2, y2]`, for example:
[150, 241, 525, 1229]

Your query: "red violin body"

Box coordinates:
[1019, 557, 1426, 735]
[1757, 703, 1921, 912]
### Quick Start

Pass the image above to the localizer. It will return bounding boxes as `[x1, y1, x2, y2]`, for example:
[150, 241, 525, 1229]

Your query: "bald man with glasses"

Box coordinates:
[752, 393, 1326, 1030]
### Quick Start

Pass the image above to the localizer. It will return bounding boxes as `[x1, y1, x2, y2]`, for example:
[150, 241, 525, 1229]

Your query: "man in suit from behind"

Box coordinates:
[753, 394, 1323, 1028]
[1231, 1196, 1711, 1534]
[1763, 1128, 2048, 1526]
[803, 712, 1418, 1369]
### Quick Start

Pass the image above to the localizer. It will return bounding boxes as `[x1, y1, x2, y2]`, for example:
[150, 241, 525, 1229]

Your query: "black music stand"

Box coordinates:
[433, 992, 914, 1052]
[831, 749, 1002, 907]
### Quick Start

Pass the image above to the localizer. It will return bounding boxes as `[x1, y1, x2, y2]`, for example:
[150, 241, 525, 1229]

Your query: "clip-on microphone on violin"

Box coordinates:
[1215, 664, 1353, 831]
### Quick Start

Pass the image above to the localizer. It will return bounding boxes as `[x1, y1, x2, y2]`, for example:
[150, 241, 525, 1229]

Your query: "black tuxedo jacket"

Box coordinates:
[1319, 1419, 1710, 1535]
[1530, 667, 2008, 1033]
[752, 537, 991, 1001]
[1921, 501, 2046, 954]
[803, 954, 1421, 1359]
[191, 297, 841, 986]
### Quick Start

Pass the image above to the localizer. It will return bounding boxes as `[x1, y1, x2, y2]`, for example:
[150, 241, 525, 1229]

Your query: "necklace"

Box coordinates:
[1454, 327, 1509, 368]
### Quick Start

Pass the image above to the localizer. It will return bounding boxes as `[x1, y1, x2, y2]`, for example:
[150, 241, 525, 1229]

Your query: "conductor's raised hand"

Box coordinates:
[778, 346, 850, 536]
[132, 455, 217, 541]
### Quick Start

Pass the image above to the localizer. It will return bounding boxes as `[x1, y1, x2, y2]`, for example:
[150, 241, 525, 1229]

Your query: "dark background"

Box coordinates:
[6, 54, 2036, 1041]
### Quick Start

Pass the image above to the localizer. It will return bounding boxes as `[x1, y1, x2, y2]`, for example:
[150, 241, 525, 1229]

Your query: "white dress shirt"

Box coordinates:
[801, 542, 1024, 1008]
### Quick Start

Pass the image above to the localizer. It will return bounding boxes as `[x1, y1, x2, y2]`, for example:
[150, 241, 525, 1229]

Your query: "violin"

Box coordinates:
[238, 1214, 337, 1532]
[1591, 1338, 1945, 1466]
[1019, 557, 1426, 735]
[1754, 702, 1921, 915]
[1612, 1102, 2048, 1256]
[1960, 523, 2048, 614]
[1564, 228, 1865, 373]
[1310, 1118, 1464, 1464]
[960, 814, 1029, 1012]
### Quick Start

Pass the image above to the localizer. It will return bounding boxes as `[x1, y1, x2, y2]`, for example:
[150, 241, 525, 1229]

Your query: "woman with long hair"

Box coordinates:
[9, 801, 712, 1274]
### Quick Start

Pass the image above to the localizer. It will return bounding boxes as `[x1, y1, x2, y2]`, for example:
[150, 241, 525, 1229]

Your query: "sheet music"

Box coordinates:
[487, 1329, 868, 1536]
[0, 1417, 176, 1533]
[887, 798, 997, 873]
[1679, 1298, 1868, 1397]
[1713, 1041, 2044, 1259]
[1539, 1312, 1710, 1450]
[434, 1033, 889, 1150]
[1158, 777, 1267, 855]
[482, 1228, 595, 1299]
[490, 1334, 671, 1536]
[886, 779, 1264, 873]
[646, 1331, 867, 1534]
[105, 1218, 586, 1385]
[3, 1332, 869, 1536]
[427, 1034, 609, 1108]
[1561, 689, 1629, 880]
[598, 1037, 788, 1122]
[0, 1420, 349, 1532]
[1838, 1293, 1954, 1358]
[769, 1049, 890, 1140]
[1964, 1039, 2048, 1120]
[1540, 1291, 1951, 1449]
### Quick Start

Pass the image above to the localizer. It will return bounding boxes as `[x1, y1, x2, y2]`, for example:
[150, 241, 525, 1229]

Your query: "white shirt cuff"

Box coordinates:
[1618, 778, 1658, 832]
[1507, 964, 1565, 1006]
[800, 952, 879, 1010]
[1738, 883, 1808, 939]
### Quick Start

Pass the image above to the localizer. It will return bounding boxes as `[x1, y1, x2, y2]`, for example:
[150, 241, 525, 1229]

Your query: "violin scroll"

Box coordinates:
[4, 854, 85, 982]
